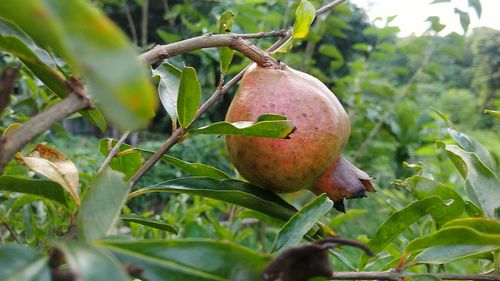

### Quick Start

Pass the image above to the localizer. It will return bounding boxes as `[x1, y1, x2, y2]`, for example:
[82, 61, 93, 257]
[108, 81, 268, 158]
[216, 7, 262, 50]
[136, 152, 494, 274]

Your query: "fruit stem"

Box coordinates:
[231, 37, 282, 69]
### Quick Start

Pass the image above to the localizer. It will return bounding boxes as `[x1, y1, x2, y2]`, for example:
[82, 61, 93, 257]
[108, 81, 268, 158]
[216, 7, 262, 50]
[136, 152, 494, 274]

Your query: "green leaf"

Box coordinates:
[121, 214, 178, 234]
[448, 128, 495, 169]
[319, 45, 344, 70]
[238, 210, 284, 227]
[358, 196, 446, 269]
[0, 34, 67, 97]
[437, 142, 500, 219]
[152, 62, 182, 121]
[0, 176, 67, 207]
[415, 244, 499, 264]
[97, 239, 271, 281]
[188, 114, 294, 138]
[406, 226, 500, 254]
[99, 138, 230, 179]
[158, 154, 230, 179]
[77, 170, 130, 240]
[56, 241, 129, 281]
[352, 43, 371, 52]
[177, 66, 201, 128]
[468, 0, 482, 18]
[484, 109, 500, 118]
[293, 0, 316, 39]
[403, 176, 464, 226]
[98, 139, 143, 180]
[454, 8, 470, 33]
[0, 245, 50, 281]
[0, 30, 106, 131]
[442, 218, 500, 234]
[408, 274, 442, 281]
[273, 36, 294, 53]
[426, 16, 446, 33]
[431, 0, 450, 3]
[129, 177, 297, 221]
[0, 0, 158, 130]
[272, 194, 333, 252]
[218, 11, 235, 74]
[328, 209, 367, 228]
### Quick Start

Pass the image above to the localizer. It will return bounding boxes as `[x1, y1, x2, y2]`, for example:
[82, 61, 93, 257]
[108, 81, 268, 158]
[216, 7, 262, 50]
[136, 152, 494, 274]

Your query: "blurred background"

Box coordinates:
[1, 0, 498, 272]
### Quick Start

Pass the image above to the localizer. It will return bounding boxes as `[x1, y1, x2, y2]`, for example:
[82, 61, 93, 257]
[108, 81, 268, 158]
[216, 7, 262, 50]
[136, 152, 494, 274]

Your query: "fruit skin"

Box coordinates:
[225, 64, 374, 211]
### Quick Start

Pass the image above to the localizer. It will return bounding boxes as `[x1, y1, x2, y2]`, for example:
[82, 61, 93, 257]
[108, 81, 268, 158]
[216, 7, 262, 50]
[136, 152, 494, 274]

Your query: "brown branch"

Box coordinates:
[129, 0, 347, 185]
[98, 130, 131, 173]
[139, 31, 286, 66]
[0, 66, 19, 114]
[140, 0, 149, 47]
[329, 271, 500, 281]
[0, 93, 90, 173]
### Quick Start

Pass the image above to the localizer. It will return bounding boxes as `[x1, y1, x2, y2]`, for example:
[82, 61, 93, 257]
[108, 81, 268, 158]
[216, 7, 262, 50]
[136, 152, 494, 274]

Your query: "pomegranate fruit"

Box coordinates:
[225, 64, 374, 211]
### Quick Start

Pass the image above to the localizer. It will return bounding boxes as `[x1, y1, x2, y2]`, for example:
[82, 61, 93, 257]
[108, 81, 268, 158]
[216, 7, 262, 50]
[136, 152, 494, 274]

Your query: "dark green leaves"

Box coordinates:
[153, 62, 182, 121]
[56, 241, 129, 281]
[0, 0, 157, 130]
[98, 239, 271, 281]
[218, 11, 235, 74]
[468, 0, 482, 18]
[121, 214, 178, 234]
[0, 245, 50, 281]
[359, 196, 446, 269]
[0, 176, 67, 207]
[438, 142, 500, 219]
[272, 194, 332, 252]
[129, 177, 297, 221]
[189, 114, 294, 138]
[293, 0, 316, 39]
[77, 170, 130, 240]
[177, 66, 201, 128]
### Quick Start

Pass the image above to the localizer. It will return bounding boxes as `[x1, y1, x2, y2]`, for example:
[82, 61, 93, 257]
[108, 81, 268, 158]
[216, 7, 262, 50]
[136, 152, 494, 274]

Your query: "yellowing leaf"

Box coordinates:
[2, 123, 21, 137]
[19, 144, 80, 205]
[293, 0, 316, 39]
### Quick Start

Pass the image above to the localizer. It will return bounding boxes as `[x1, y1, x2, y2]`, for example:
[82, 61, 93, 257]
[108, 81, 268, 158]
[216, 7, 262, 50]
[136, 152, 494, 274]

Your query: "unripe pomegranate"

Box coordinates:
[225, 64, 374, 211]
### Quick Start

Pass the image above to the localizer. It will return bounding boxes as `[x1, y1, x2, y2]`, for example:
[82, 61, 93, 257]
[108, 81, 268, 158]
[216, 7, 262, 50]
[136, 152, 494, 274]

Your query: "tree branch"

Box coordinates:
[129, 0, 347, 185]
[0, 66, 19, 114]
[98, 130, 131, 173]
[330, 271, 500, 281]
[139, 31, 286, 66]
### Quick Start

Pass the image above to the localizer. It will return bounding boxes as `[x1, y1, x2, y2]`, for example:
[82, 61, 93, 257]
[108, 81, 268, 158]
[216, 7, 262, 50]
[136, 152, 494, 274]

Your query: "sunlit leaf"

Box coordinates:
[484, 109, 500, 118]
[18, 144, 80, 205]
[442, 218, 500, 234]
[272, 194, 333, 252]
[188, 114, 294, 138]
[359, 196, 446, 269]
[129, 177, 297, 221]
[406, 226, 500, 254]
[97, 239, 271, 281]
[403, 176, 464, 226]
[0, 0, 158, 130]
[121, 214, 178, 234]
[437, 142, 500, 219]
[0, 176, 67, 206]
[273, 36, 294, 53]
[56, 241, 129, 281]
[177, 66, 201, 128]
[77, 170, 130, 240]
[218, 11, 235, 74]
[0, 245, 50, 281]
[152, 62, 181, 121]
[293, 0, 316, 39]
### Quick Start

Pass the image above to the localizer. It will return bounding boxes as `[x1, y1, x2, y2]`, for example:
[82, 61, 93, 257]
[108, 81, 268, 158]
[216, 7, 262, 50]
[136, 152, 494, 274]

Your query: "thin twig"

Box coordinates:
[0, 66, 19, 114]
[129, 0, 347, 185]
[2, 223, 20, 243]
[329, 271, 500, 281]
[140, 0, 149, 47]
[124, 2, 137, 44]
[98, 130, 131, 173]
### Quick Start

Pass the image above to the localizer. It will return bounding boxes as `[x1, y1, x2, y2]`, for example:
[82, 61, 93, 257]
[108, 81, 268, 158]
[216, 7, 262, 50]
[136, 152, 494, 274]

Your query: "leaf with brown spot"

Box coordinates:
[18, 144, 80, 205]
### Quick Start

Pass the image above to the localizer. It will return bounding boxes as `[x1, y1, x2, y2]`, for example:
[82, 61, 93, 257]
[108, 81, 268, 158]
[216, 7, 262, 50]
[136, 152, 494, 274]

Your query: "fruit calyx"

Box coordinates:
[311, 155, 375, 212]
